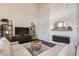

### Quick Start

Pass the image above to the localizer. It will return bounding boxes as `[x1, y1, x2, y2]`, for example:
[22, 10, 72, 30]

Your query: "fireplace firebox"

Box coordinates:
[53, 35, 70, 44]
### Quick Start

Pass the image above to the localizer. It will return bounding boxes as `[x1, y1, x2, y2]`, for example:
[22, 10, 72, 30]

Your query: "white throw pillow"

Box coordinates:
[11, 41, 19, 45]
[0, 37, 10, 47]
[0, 39, 5, 50]
[58, 44, 76, 56]
[0, 37, 11, 56]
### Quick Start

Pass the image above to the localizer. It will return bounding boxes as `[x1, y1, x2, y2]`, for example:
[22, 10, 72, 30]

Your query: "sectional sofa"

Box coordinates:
[0, 37, 79, 56]
[0, 37, 31, 56]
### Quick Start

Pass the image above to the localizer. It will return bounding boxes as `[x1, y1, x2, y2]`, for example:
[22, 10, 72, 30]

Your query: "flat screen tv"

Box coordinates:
[15, 27, 29, 35]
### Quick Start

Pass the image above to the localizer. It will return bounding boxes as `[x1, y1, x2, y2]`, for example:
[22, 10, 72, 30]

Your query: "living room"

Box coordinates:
[0, 3, 79, 56]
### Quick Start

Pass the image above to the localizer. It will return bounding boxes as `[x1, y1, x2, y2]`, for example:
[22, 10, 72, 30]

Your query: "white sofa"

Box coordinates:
[39, 42, 79, 56]
[0, 37, 79, 56]
[0, 37, 31, 56]
[39, 45, 65, 56]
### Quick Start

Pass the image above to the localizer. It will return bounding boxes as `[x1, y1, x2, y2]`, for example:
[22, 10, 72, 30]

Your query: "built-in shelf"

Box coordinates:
[51, 29, 72, 31]
[0, 18, 13, 40]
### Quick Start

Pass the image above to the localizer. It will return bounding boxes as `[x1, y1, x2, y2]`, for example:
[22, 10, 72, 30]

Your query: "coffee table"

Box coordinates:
[21, 41, 56, 56]
[26, 44, 51, 56]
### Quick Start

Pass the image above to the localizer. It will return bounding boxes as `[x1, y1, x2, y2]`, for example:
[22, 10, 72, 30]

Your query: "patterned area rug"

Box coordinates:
[21, 41, 56, 56]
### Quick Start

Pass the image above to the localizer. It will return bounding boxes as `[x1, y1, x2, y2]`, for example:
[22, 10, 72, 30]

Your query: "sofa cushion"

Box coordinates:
[39, 45, 65, 56]
[0, 37, 11, 56]
[58, 43, 76, 56]
[11, 44, 31, 56]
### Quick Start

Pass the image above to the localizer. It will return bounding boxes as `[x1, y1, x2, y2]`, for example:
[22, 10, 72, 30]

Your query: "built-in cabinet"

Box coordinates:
[0, 18, 13, 40]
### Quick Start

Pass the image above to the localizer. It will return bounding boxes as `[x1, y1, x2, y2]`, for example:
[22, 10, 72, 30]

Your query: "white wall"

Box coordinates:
[49, 4, 78, 44]
[37, 4, 50, 41]
[77, 4, 79, 42]
[37, 3, 78, 44]
[0, 4, 38, 35]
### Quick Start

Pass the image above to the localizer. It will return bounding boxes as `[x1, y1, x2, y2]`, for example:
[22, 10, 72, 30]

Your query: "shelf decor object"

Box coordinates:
[67, 26, 72, 31]
[29, 22, 37, 39]
[51, 21, 72, 31]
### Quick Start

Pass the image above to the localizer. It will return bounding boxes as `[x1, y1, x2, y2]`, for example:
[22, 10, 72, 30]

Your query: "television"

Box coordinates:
[15, 27, 29, 35]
